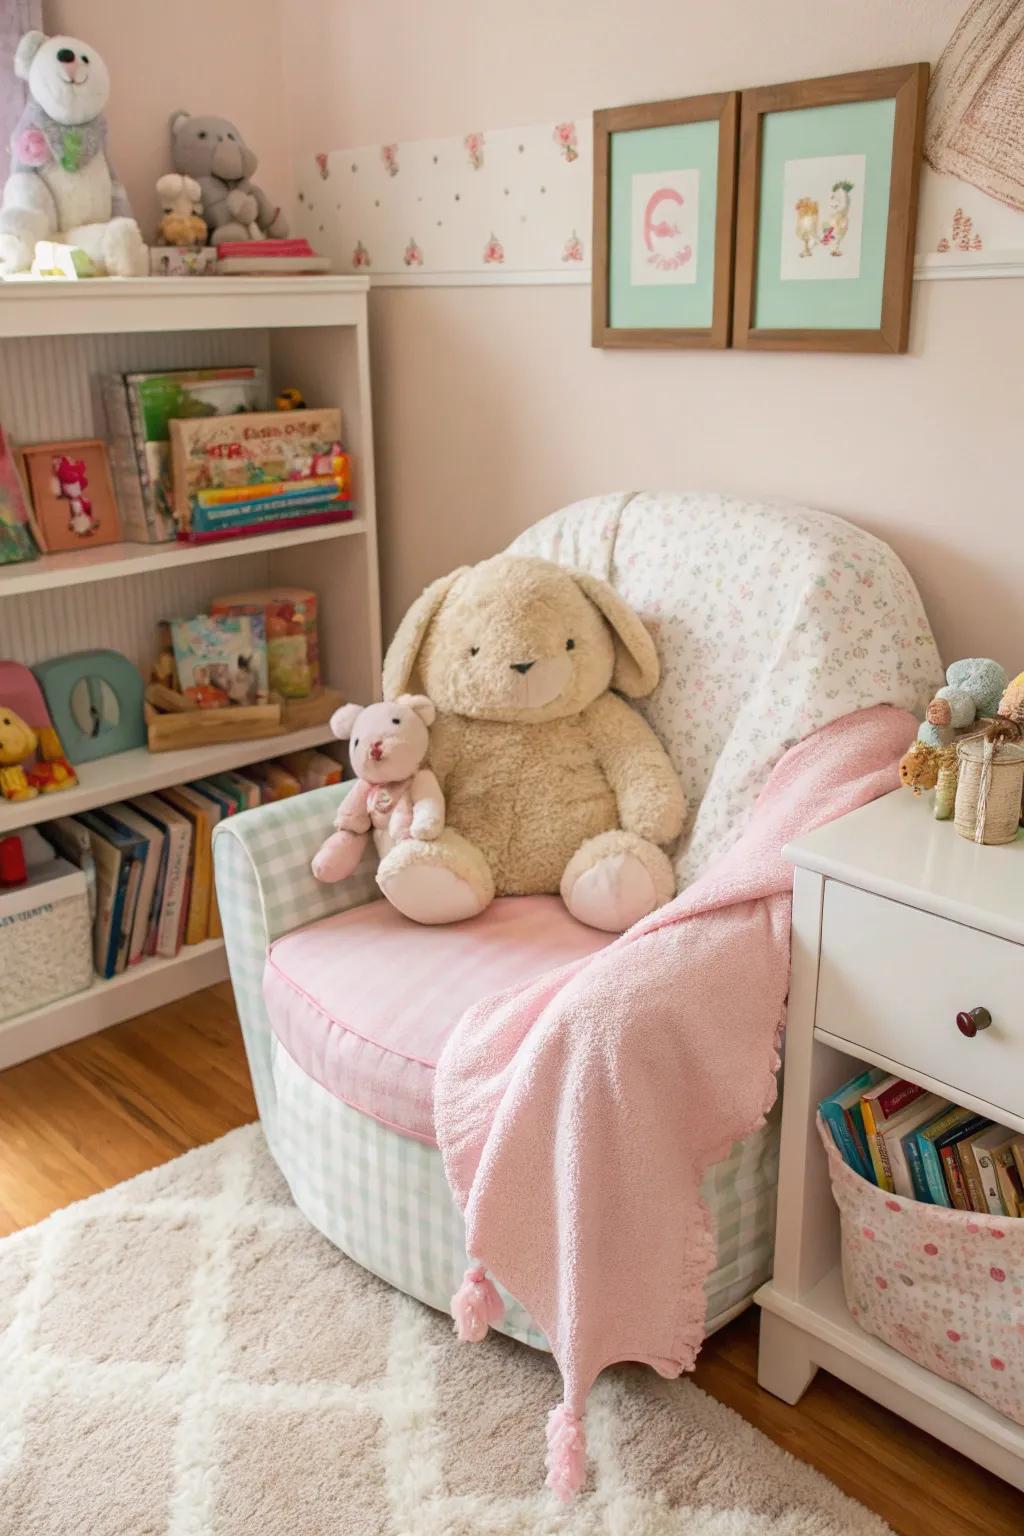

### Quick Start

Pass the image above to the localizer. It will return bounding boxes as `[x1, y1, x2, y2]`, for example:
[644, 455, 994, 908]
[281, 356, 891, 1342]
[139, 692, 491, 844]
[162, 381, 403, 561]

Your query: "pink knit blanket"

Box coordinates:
[434, 704, 917, 1498]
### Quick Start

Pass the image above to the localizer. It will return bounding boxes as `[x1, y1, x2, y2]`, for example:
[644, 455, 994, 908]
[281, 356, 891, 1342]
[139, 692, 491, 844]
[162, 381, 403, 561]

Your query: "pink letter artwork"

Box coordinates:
[629, 171, 699, 286]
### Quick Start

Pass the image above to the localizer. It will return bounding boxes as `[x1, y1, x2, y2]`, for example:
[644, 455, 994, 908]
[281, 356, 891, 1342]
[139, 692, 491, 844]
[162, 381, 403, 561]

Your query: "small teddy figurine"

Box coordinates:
[154, 172, 207, 247]
[311, 695, 444, 887]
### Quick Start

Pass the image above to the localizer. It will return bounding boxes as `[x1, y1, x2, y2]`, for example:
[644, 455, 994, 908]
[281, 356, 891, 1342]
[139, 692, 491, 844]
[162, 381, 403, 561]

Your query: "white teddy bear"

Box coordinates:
[0, 30, 147, 276]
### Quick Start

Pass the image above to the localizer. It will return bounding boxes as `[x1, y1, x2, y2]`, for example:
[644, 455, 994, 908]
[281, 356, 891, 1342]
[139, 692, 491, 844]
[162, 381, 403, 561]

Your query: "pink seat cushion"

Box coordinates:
[263, 896, 612, 1144]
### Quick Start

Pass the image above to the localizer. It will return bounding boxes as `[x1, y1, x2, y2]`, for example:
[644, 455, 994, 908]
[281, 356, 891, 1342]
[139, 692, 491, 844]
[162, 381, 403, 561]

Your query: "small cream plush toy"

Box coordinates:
[0, 30, 147, 276]
[154, 172, 206, 246]
[377, 555, 686, 932]
[311, 695, 444, 885]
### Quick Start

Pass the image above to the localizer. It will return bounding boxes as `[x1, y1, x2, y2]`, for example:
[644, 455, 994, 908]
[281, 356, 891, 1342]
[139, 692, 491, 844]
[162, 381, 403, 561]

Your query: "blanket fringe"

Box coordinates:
[451, 1265, 504, 1342]
[545, 1403, 586, 1501]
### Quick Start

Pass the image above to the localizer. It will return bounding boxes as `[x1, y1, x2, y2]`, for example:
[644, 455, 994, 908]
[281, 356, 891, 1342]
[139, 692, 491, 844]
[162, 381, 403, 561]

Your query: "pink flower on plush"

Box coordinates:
[17, 128, 49, 167]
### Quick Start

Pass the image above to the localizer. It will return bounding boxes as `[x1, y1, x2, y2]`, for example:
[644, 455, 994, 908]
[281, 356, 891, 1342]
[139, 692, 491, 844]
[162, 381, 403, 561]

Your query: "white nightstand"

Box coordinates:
[756, 788, 1024, 1491]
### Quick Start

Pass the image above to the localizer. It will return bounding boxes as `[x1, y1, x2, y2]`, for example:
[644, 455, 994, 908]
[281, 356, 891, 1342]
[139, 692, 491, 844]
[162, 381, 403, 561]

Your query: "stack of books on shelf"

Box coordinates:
[169, 405, 352, 543]
[822, 1069, 1024, 1217]
[38, 750, 340, 978]
[215, 239, 329, 275]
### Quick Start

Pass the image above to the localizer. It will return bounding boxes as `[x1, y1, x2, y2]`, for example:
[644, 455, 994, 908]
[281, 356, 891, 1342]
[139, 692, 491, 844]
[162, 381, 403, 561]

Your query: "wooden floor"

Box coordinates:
[1, 992, 1021, 1536]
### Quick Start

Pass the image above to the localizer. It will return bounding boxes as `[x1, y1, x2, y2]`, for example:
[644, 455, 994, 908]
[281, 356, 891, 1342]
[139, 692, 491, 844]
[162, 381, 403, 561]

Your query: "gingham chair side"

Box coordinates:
[212, 783, 380, 1138]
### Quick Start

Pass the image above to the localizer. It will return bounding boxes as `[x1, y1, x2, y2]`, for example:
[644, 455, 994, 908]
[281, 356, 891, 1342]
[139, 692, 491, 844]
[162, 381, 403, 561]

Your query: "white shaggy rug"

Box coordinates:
[0, 1124, 890, 1535]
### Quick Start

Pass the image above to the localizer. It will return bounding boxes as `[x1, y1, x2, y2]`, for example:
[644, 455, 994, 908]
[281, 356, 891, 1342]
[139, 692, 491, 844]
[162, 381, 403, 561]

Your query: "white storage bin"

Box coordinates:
[0, 858, 93, 1021]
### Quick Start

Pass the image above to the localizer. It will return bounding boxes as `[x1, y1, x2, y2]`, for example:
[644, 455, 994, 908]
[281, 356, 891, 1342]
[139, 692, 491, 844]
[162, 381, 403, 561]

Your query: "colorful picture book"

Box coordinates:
[102, 366, 267, 544]
[0, 425, 37, 565]
[170, 612, 270, 709]
[821, 1072, 1024, 1218]
[168, 406, 352, 542]
[211, 586, 319, 699]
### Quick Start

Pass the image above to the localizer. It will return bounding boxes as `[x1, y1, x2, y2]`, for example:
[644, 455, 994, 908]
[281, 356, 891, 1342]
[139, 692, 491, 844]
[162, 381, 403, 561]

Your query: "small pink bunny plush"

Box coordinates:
[311, 694, 444, 884]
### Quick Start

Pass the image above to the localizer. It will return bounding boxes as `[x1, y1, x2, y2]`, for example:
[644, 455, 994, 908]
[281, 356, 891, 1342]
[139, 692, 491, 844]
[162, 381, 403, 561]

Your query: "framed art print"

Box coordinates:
[733, 65, 928, 352]
[592, 92, 738, 349]
[20, 438, 122, 553]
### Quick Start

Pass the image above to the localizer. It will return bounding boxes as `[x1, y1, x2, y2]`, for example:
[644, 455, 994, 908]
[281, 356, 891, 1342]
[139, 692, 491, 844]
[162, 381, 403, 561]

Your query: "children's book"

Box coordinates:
[191, 777, 243, 818]
[92, 810, 148, 974]
[0, 425, 37, 565]
[171, 612, 269, 708]
[861, 1078, 929, 1189]
[913, 1107, 989, 1208]
[75, 812, 133, 977]
[992, 1138, 1024, 1217]
[130, 795, 193, 958]
[105, 803, 164, 966]
[158, 786, 217, 944]
[819, 1068, 884, 1181]
[102, 366, 266, 543]
[206, 770, 262, 810]
[169, 407, 345, 535]
[958, 1123, 1007, 1214]
[876, 1093, 945, 1198]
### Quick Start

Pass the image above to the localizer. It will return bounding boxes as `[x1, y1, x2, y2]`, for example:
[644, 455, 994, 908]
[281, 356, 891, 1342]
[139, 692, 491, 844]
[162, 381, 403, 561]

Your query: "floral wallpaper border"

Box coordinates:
[293, 118, 593, 281]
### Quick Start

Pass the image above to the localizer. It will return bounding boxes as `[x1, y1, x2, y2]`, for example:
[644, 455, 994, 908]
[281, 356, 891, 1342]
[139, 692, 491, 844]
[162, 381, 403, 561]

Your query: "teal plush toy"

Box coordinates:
[917, 657, 1007, 748]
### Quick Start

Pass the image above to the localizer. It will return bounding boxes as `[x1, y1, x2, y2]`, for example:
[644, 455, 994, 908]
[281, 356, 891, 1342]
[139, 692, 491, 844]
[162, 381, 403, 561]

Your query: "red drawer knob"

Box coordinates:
[956, 1006, 992, 1039]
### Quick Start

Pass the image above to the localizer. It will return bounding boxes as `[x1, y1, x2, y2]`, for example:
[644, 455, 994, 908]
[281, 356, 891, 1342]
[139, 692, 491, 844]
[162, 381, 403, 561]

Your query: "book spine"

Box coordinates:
[917, 1134, 953, 1208]
[179, 507, 352, 543]
[860, 1102, 892, 1191]
[821, 1104, 864, 1176]
[903, 1132, 932, 1202]
[975, 1149, 1005, 1215]
[155, 827, 188, 958]
[958, 1147, 988, 1214]
[101, 375, 152, 542]
[874, 1080, 923, 1120]
[940, 1144, 969, 1210]
[190, 488, 344, 527]
[125, 379, 158, 535]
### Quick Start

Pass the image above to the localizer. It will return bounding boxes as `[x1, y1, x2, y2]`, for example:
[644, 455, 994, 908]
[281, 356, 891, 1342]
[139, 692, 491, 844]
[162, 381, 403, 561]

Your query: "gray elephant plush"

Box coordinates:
[170, 111, 288, 243]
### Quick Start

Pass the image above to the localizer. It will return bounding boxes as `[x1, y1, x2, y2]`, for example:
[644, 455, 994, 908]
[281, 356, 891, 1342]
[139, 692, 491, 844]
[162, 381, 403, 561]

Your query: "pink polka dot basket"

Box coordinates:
[819, 1116, 1024, 1426]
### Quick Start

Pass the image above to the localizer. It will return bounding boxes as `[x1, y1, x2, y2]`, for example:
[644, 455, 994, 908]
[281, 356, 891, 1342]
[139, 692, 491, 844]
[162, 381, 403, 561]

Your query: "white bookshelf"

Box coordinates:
[0, 276, 381, 1066]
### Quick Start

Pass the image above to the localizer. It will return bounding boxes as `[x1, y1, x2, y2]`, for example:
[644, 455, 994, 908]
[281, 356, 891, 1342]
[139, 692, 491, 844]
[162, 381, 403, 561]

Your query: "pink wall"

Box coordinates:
[285, 0, 1024, 672]
[43, 0, 291, 241]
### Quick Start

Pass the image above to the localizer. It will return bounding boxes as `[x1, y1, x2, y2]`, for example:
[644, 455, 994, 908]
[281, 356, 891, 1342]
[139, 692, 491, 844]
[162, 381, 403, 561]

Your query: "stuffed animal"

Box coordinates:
[997, 670, 1024, 726]
[311, 695, 444, 886]
[378, 555, 686, 932]
[154, 172, 207, 247]
[169, 111, 288, 244]
[899, 657, 1008, 819]
[0, 30, 147, 276]
[0, 706, 75, 801]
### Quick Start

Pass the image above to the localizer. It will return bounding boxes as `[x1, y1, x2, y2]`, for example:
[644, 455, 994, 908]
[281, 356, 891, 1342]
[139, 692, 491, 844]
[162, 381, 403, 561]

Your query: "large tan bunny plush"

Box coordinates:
[378, 555, 685, 932]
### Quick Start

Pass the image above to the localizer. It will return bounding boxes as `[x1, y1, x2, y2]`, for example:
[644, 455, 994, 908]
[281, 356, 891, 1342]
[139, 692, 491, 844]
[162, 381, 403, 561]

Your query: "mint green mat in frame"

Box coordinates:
[754, 98, 895, 331]
[609, 119, 720, 330]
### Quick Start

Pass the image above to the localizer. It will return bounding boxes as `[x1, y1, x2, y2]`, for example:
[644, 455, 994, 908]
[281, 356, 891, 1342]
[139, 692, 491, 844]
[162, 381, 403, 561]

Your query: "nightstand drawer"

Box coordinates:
[815, 881, 1024, 1123]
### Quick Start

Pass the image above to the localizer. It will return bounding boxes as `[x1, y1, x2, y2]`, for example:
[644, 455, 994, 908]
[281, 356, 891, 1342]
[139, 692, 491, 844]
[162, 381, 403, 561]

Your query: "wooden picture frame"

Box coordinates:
[20, 438, 122, 553]
[733, 64, 928, 353]
[592, 92, 738, 349]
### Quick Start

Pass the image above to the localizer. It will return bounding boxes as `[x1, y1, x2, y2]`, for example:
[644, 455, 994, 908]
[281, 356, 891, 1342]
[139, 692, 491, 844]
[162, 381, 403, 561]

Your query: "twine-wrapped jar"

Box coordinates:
[954, 735, 1024, 845]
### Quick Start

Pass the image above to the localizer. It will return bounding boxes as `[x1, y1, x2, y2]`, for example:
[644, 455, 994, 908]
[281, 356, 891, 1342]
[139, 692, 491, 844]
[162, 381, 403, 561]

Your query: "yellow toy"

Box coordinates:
[276, 387, 306, 411]
[0, 707, 77, 801]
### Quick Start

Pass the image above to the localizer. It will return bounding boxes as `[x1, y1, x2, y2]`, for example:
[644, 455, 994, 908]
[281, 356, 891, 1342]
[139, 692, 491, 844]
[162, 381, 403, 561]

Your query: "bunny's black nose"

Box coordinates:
[57, 47, 76, 63]
[510, 661, 535, 675]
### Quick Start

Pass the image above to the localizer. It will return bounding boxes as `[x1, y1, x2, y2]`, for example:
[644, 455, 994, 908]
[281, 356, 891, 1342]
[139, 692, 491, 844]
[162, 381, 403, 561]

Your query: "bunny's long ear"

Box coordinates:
[572, 571, 660, 697]
[382, 568, 468, 698]
[14, 31, 45, 80]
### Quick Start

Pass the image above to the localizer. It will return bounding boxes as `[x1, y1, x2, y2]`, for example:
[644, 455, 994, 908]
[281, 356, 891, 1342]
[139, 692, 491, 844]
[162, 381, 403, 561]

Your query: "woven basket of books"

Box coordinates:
[818, 1117, 1024, 1427]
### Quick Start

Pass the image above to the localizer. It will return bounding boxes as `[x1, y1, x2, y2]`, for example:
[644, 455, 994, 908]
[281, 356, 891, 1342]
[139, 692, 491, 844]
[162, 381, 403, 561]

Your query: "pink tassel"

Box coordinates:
[545, 1403, 587, 1502]
[450, 1265, 505, 1342]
